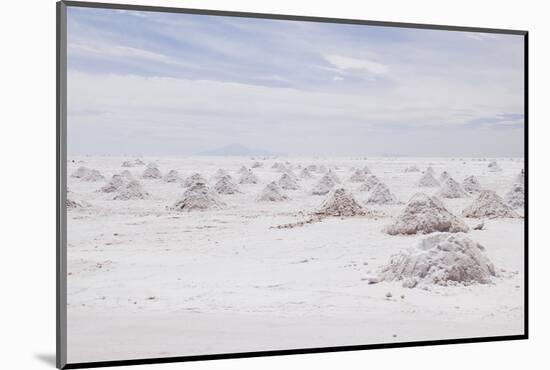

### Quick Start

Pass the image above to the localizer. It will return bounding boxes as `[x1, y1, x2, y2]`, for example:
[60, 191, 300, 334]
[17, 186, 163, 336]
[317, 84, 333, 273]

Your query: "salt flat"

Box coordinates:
[66, 156, 525, 363]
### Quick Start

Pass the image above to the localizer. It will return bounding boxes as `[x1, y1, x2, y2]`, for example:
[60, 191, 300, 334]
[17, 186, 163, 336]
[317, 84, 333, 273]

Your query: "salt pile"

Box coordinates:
[439, 171, 450, 182]
[134, 159, 146, 166]
[213, 169, 229, 179]
[487, 161, 502, 172]
[462, 175, 482, 194]
[314, 188, 367, 217]
[385, 193, 469, 235]
[418, 171, 440, 187]
[239, 170, 259, 184]
[278, 173, 299, 190]
[306, 165, 317, 172]
[327, 169, 341, 184]
[311, 174, 336, 195]
[317, 165, 328, 173]
[438, 177, 468, 198]
[172, 182, 225, 211]
[366, 183, 397, 205]
[120, 170, 134, 180]
[425, 166, 435, 174]
[71, 166, 104, 182]
[505, 183, 524, 209]
[359, 175, 382, 192]
[404, 165, 420, 172]
[113, 180, 149, 200]
[238, 166, 249, 175]
[363, 166, 372, 174]
[348, 169, 367, 183]
[214, 175, 240, 195]
[258, 181, 288, 202]
[100, 174, 126, 193]
[251, 161, 263, 168]
[272, 162, 283, 169]
[142, 164, 162, 179]
[163, 170, 182, 183]
[462, 190, 519, 218]
[378, 233, 496, 287]
[121, 161, 135, 168]
[299, 168, 314, 179]
[183, 173, 207, 188]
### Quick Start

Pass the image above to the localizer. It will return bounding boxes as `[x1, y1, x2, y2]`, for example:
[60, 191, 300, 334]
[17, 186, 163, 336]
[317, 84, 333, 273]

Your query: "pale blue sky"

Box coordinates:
[67, 7, 525, 157]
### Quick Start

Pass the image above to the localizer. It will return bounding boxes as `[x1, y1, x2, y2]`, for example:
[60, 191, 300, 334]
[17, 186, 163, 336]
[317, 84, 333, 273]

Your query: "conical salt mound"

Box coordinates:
[326, 169, 341, 184]
[462, 190, 519, 218]
[163, 170, 182, 183]
[113, 179, 149, 200]
[272, 162, 283, 169]
[348, 169, 367, 183]
[315, 188, 366, 217]
[317, 165, 328, 174]
[311, 174, 336, 195]
[439, 171, 451, 182]
[300, 167, 314, 179]
[215, 175, 240, 195]
[462, 175, 481, 194]
[366, 183, 397, 204]
[425, 166, 435, 174]
[238, 165, 249, 175]
[100, 174, 126, 193]
[487, 161, 502, 172]
[183, 173, 207, 188]
[213, 169, 229, 179]
[251, 161, 263, 168]
[283, 169, 298, 181]
[239, 170, 259, 184]
[172, 182, 225, 211]
[359, 175, 382, 192]
[306, 164, 317, 172]
[142, 166, 162, 179]
[71, 166, 92, 178]
[438, 177, 468, 198]
[505, 183, 524, 209]
[404, 165, 420, 173]
[278, 173, 299, 190]
[134, 159, 146, 166]
[362, 166, 372, 174]
[258, 181, 288, 202]
[378, 233, 496, 287]
[121, 161, 135, 168]
[385, 193, 469, 235]
[418, 172, 439, 187]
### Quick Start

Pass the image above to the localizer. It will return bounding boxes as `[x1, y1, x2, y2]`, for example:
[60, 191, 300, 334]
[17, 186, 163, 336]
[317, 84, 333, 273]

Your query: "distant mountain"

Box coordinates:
[199, 144, 284, 157]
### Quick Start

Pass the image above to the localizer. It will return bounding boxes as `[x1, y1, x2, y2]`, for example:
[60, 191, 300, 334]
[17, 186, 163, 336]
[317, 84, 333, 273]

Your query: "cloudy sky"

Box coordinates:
[67, 7, 525, 157]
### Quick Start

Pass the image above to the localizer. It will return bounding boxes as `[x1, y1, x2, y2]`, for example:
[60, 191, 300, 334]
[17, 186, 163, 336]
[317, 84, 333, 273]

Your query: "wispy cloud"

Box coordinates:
[324, 55, 389, 75]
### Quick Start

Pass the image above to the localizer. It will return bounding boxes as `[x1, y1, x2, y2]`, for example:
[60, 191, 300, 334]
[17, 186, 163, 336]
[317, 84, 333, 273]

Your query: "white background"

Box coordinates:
[0, 0, 546, 369]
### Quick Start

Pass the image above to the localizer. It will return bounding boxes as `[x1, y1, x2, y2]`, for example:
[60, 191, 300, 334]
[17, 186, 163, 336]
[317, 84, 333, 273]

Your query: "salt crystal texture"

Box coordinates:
[163, 170, 182, 183]
[258, 181, 288, 202]
[278, 173, 299, 190]
[462, 190, 519, 218]
[385, 193, 469, 235]
[418, 172, 440, 187]
[462, 175, 482, 194]
[311, 174, 336, 195]
[505, 183, 525, 209]
[183, 173, 207, 188]
[113, 180, 149, 200]
[239, 170, 259, 184]
[171, 182, 225, 211]
[438, 177, 468, 198]
[315, 188, 367, 217]
[214, 175, 240, 195]
[379, 233, 496, 287]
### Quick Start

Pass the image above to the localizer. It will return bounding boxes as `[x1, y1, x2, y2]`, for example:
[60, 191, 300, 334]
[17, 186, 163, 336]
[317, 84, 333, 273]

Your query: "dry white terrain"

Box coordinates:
[66, 156, 525, 363]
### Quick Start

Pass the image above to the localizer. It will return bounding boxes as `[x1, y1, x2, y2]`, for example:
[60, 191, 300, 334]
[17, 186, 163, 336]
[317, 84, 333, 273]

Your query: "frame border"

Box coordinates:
[56, 1, 529, 369]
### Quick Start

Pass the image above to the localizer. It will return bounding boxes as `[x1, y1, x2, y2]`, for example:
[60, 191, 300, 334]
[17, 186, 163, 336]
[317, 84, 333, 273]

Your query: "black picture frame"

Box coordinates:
[56, 1, 529, 368]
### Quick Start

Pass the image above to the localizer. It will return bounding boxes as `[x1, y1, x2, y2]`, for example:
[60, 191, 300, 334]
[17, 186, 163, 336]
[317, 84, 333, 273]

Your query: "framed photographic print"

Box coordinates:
[57, 1, 528, 368]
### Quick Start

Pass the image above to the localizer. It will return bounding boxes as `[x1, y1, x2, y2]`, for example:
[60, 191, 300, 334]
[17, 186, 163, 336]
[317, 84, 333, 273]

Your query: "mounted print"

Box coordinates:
[57, 1, 528, 368]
